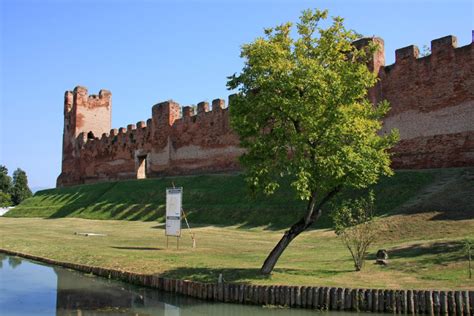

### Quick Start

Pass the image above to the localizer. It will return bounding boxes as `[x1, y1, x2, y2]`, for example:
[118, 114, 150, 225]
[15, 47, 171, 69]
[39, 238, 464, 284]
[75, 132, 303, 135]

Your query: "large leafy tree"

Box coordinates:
[0, 166, 12, 207]
[0, 165, 12, 193]
[227, 9, 399, 274]
[11, 168, 32, 205]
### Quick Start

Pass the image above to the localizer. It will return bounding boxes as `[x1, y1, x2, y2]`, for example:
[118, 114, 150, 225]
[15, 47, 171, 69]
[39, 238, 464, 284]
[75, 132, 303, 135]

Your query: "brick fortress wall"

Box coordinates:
[57, 35, 473, 187]
[375, 36, 473, 168]
[57, 92, 243, 187]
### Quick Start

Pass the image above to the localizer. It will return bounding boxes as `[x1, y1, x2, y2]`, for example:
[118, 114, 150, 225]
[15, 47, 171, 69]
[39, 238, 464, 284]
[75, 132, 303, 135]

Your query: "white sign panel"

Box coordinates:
[166, 188, 182, 237]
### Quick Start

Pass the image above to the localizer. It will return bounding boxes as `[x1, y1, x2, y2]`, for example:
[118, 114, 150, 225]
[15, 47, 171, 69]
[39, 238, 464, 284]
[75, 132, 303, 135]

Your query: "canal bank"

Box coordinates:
[1, 249, 472, 315]
[0, 253, 324, 316]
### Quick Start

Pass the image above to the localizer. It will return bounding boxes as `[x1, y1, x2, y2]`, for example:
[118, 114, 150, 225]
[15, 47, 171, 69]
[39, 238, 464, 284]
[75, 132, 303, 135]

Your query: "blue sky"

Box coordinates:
[1, 0, 472, 190]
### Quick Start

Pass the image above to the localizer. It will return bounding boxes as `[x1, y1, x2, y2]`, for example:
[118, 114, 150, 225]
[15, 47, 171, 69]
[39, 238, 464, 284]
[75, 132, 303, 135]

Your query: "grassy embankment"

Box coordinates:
[1, 168, 473, 289]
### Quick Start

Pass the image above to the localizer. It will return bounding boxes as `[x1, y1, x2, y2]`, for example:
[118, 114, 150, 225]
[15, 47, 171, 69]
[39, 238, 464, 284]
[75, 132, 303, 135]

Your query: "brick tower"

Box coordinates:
[57, 86, 111, 187]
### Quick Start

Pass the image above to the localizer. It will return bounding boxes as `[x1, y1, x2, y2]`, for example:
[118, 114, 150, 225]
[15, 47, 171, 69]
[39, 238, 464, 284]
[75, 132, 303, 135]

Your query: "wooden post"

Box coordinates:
[352, 289, 358, 311]
[394, 290, 400, 313]
[419, 290, 426, 314]
[313, 287, 320, 309]
[300, 286, 306, 307]
[280, 286, 286, 306]
[386, 290, 392, 313]
[324, 287, 330, 310]
[304, 286, 311, 308]
[433, 291, 440, 315]
[268, 286, 275, 305]
[413, 290, 419, 314]
[469, 291, 474, 315]
[426, 291, 434, 316]
[330, 287, 337, 310]
[447, 291, 455, 315]
[289, 286, 295, 307]
[338, 288, 345, 310]
[239, 284, 245, 303]
[218, 281, 224, 301]
[455, 291, 463, 315]
[359, 289, 367, 312]
[440, 291, 448, 315]
[344, 288, 352, 311]
[366, 289, 372, 312]
[263, 286, 269, 305]
[372, 289, 379, 312]
[318, 287, 325, 309]
[462, 291, 470, 316]
[401, 290, 408, 314]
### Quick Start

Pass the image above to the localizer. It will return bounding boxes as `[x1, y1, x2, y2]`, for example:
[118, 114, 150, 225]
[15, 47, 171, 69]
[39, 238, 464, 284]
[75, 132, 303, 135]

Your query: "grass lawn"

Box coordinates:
[3, 167, 473, 290]
[1, 214, 473, 290]
[6, 169, 447, 228]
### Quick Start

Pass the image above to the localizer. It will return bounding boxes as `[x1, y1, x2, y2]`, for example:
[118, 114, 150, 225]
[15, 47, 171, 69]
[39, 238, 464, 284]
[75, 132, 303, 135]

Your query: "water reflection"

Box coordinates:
[0, 254, 22, 269]
[0, 255, 381, 315]
[53, 265, 320, 315]
[8, 256, 22, 269]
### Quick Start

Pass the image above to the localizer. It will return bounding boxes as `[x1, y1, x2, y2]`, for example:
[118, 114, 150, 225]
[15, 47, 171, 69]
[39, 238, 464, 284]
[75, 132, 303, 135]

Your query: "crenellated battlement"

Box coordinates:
[395, 45, 420, 62]
[384, 35, 466, 71]
[57, 34, 474, 187]
[431, 35, 457, 54]
[75, 95, 231, 150]
[377, 35, 472, 119]
[57, 91, 240, 187]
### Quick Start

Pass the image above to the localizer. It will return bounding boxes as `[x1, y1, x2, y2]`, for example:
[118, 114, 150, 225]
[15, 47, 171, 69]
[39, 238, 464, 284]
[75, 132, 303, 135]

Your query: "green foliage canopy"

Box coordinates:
[227, 9, 399, 202]
[11, 168, 32, 205]
[0, 165, 12, 193]
[0, 165, 12, 207]
[333, 191, 376, 234]
[0, 192, 11, 208]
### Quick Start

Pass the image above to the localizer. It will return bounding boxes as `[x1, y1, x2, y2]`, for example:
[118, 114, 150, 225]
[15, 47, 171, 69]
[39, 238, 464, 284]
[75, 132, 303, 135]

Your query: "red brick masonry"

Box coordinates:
[57, 35, 473, 187]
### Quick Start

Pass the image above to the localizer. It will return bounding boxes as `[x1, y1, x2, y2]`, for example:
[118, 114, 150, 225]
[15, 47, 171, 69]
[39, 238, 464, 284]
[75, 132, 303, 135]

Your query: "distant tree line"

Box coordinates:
[0, 165, 32, 207]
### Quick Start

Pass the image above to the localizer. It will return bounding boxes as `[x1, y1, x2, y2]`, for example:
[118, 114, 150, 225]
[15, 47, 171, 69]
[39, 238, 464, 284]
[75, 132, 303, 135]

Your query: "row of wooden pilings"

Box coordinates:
[2, 249, 473, 315]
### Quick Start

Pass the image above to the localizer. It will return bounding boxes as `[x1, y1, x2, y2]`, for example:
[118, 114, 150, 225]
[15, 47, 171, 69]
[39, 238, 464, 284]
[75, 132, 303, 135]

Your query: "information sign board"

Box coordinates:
[165, 188, 182, 237]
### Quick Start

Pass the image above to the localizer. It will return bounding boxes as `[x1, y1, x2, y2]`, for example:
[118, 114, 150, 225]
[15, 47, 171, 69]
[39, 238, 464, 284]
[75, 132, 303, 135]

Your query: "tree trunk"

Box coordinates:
[260, 187, 341, 275]
[259, 219, 308, 275]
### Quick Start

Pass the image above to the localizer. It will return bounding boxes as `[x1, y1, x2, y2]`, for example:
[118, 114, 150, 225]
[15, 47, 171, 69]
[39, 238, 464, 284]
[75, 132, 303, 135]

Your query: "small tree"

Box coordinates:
[227, 9, 398, 274]
[333, 192, 377, 271]
[11, 168, 32, 205]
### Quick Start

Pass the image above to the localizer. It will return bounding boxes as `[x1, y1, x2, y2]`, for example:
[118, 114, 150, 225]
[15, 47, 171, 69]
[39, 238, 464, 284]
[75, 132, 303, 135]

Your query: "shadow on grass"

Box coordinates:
[159, 267, 273, 283]
[16, 169, 473, 229]
[386, 241, 464, 266]
[278, 267, 353, 277]
[429, 209, 474, 221]
[393, 168, 474, 221]
[111, 246, 163, 251]
[159, 266, 350, 283]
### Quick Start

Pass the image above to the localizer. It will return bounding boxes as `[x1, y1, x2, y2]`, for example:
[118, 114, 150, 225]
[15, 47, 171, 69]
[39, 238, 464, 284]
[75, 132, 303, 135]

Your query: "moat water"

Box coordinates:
[0, 254, 384, 316]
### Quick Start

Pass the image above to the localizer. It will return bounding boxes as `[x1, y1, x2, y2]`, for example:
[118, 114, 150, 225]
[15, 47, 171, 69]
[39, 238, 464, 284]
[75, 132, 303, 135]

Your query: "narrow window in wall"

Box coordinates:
[136, 156, 147, 179]
[87, 131, 95, 140]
